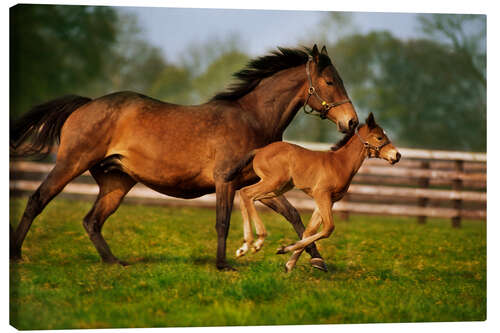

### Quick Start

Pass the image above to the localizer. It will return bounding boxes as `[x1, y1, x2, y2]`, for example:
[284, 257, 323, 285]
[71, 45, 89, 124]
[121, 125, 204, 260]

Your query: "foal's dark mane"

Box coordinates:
[211, 46, 332, 101]
[330, 124, 363, 151]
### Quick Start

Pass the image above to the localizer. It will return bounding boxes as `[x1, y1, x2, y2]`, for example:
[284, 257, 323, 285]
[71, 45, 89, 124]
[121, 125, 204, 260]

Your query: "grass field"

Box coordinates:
[9, 197, 486, 329]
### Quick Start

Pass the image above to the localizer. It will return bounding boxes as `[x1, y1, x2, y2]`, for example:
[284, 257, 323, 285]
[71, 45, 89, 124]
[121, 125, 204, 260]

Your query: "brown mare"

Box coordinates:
[225, 113, 400, 272]
[10, 45, 358, 271]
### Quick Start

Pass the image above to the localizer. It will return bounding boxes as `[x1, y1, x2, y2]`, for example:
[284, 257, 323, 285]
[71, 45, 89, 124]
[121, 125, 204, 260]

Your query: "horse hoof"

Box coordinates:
[284, 262, 295, 273]
[10, 254, 22, 262]
[310, 258, 328, 272]
[10, 248, 22, 262]
[118, 260, 130, 266]
[236, 249, 246, 258]
[276, 246, 286, 254]
[217, 263, 237, 271]
[103, 258, 129, 266]
[251, 244, 261, 253]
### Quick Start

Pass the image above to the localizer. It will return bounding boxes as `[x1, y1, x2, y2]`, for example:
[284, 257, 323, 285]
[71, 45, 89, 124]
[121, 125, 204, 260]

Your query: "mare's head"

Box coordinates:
[357, 113, 401, 164]
[306, 44, 359, 133]
[212, 45, 358, 134]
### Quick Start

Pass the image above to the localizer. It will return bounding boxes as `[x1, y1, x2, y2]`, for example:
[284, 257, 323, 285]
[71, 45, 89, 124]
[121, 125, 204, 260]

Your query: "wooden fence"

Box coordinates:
[10, 141, 486, 227]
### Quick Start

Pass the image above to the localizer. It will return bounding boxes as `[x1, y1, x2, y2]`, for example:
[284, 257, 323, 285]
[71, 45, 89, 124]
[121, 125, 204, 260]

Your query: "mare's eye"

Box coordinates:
[326, 81, 334, 86]
[377, 136, 383, 141]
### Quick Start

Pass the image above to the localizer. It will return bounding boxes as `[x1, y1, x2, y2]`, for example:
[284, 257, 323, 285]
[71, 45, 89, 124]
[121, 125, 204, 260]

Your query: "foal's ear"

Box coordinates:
[320, 45, 328, 56]
[366, 112, 377, 129]
[311, 44, 320, 63]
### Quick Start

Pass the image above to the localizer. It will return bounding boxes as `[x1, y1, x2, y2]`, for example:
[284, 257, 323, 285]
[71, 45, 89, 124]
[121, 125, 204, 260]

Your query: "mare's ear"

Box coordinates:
[366, 112, 377, 129]
[320, 45, 328, 56]
[311, 44, 320, 63]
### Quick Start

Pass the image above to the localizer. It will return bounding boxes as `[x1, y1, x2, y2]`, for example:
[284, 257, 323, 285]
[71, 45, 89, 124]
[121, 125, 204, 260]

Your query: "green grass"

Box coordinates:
[9, 197, 486, 329]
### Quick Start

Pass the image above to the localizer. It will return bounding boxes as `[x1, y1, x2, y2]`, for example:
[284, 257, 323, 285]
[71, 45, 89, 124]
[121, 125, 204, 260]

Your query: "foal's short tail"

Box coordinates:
[10, 95, 92, 159]
[224, 150, 258, 182]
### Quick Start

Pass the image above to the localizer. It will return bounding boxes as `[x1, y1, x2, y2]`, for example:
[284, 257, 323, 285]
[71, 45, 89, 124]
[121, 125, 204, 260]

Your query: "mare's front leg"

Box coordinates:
[260, 196, 327, 271]
[214, 180, 236, 271]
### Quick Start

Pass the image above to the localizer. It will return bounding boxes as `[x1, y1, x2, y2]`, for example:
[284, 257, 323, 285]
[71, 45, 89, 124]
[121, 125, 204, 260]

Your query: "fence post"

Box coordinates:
[417, 161, 430, 224]
[452, 160, 464, 228]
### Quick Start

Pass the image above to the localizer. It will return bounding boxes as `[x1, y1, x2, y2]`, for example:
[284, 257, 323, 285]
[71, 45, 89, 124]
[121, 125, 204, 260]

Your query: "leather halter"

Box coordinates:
[355, 129, 391, 158]
[303, 56, 352, 119]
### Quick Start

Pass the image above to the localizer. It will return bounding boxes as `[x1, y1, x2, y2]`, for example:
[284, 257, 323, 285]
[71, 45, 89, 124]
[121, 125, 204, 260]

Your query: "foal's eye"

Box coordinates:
[326, 81, 334, 86]
[377, 136, 383, 141]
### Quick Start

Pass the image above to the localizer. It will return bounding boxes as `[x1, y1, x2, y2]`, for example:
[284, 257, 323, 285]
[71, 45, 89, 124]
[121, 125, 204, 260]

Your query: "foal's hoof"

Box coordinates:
[236, 248, 246, 258]
[276, 246, 286, 254]
[310, 258, 328, 272]
[216, 263, 237, 271]
[253, 240, 264, 253]
[236, 243, 250, 258]
[284, 262, 295, 273]
[250, 245, 261, 254]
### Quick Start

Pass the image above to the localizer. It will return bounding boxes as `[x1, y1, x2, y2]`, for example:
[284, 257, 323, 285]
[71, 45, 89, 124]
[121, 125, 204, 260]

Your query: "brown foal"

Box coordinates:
[225, 113, 400, 272]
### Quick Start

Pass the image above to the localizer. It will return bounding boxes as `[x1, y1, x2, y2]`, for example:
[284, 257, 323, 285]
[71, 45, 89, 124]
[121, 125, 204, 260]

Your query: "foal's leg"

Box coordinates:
[260, 196, 327, 271]
[236, 192, 254, 258]
[239, 179, 284, 253]
[82, 166, 136, 265]
[285, 207, 323, 272]
[277, 193, 334, 254]
[11, 160, 91, 260]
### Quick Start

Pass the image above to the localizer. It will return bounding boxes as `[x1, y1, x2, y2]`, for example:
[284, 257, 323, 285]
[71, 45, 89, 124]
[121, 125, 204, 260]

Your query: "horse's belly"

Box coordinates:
[139, 171, 216, 198]
[144, 182, 215, 199]
[115, 155, 216, 198]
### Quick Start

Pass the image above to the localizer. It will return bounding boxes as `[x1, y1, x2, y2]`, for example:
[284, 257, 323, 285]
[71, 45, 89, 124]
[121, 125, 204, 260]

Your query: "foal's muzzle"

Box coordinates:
[390, 152, 401, 164]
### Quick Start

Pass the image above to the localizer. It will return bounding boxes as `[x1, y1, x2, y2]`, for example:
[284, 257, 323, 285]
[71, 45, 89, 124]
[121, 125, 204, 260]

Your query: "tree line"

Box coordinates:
[10, 5, 486, 151]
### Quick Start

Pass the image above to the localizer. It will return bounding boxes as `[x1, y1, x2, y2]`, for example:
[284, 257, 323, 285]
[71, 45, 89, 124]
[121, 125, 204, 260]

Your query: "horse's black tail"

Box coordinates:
[224, 150, 258, 182]
[10, 95, 92, 160]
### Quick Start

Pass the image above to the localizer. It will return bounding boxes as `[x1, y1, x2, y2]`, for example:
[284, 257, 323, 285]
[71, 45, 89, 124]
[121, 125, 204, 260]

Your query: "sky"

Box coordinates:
[119, 7, 421, 63]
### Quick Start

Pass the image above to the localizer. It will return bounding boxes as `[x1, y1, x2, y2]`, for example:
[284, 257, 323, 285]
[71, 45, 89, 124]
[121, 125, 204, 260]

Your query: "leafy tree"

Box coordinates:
[149, 35, 250, 105]
[149, 65, 194, 104]
[10, 4, 118, 118]
[418, 14, 486, 88]
[86, 12, 172, 98]
[287, 13, 486, 152]
[331, 30, 485, 151]
[181, 34, 244, 78]
[191, 50, 249, 103]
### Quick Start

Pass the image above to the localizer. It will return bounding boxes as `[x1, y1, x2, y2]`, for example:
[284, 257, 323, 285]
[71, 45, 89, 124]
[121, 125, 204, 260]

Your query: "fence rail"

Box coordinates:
[10, 141, 486, 226]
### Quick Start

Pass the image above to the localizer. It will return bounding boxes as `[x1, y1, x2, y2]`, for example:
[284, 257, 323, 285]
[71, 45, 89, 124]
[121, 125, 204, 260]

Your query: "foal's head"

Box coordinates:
[306, 45, 359, 133]
[357, 113, 401, 164]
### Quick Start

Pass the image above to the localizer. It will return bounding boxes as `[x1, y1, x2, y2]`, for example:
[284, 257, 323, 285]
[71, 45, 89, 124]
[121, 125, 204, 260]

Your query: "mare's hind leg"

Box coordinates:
[11, 160, 92, 260]
[83, 166, 136, 265]
[260, 196, 327, 271]
[214, 181, 236, 270]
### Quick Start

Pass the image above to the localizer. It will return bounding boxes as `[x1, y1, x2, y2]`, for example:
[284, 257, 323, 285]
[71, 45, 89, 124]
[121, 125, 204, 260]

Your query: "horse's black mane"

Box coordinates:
[330, 124, 363, 151]
[211, 46, 332, 101]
